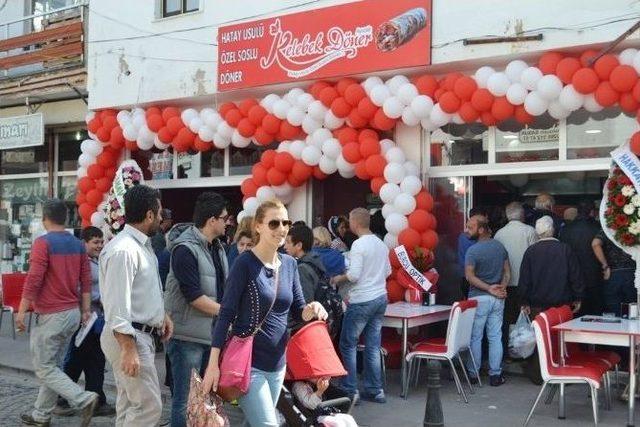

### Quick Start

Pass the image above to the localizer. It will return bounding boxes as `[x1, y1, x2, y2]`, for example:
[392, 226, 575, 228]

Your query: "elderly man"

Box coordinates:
[494, 202, 537, 358]
[519, 216, 584, 384]
[527, 193, 562, 237]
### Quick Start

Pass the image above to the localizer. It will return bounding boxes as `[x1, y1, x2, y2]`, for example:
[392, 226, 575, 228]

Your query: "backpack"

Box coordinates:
[299, 259, 344, 341]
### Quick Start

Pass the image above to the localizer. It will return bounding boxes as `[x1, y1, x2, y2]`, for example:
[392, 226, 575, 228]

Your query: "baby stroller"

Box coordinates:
[278, 321, 356, 427]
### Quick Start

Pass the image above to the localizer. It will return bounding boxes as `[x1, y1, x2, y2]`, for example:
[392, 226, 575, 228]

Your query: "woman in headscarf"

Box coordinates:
[328, 216, 349, 252]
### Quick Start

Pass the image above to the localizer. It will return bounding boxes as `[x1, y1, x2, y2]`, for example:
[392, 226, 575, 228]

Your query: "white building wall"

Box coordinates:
[0, 100, 86, 124]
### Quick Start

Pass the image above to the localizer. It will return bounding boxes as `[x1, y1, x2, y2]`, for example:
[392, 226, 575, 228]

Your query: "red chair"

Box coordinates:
[0, 273, 32, 339]
[524, 312, 608, 426]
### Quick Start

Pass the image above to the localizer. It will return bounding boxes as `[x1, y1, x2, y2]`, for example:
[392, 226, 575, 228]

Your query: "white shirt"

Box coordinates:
[99, 224, 165, 336]
[494, 220, 538, 287]
[346, 234, 391, 304]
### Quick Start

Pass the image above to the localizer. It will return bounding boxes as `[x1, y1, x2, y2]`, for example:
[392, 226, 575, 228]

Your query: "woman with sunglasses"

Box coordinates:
[203, 199, 327, 426]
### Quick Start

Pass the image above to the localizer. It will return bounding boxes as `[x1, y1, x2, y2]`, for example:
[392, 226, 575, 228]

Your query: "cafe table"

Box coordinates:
[383, 302, 451, 398]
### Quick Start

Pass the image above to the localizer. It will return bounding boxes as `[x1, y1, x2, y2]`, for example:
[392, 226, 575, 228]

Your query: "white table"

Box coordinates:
[383, 302, 451, 397]
[554, 316, 640, 426]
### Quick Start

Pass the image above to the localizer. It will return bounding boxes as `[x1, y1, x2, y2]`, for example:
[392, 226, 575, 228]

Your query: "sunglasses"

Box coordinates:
[267, 219, 292, 230]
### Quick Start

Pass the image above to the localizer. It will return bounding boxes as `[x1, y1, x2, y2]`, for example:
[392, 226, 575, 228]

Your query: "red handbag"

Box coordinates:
[217, 268, 279, 402]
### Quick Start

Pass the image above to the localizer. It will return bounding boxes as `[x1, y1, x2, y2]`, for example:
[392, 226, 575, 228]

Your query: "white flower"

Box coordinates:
[632, 194, 640, 207]
[629, 222, 640, 235]
[622, 185, 636, 197]
[624, 204, 636, 215]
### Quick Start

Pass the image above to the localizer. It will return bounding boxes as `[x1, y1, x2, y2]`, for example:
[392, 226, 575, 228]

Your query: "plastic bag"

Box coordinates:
[508, 311, 536, 359]
[186, 369, 230, 427]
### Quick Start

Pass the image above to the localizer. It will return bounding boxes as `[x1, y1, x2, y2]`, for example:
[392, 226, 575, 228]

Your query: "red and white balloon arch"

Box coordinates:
[77, 47, 640, 256]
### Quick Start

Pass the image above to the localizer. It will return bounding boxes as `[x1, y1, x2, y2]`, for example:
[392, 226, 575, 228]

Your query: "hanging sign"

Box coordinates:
[217, 0, 432, 91]
[0, 113, 44, 150]
[394, 245, 433, 292]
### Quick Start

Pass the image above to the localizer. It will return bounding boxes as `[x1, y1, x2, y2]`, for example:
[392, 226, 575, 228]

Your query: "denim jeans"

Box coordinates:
[466, 294, 504, 377]
[238, 366, 286, 427]
[166, 339, 211, 427]
[602, 268, 636, 317]
[339, 294, 387, 396]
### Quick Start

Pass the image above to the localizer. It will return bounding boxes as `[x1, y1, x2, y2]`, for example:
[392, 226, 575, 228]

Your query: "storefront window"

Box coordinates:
[58, 130, 85, 171]
[0, 142, 49, 174]
[496, 114, 559, 163]
[430, 123, 488, 166]
[201, 150, 224, 177]
[130, 149, 156, 181]
[567, 108, 636, 160]
[57, 176, 81, 228]
[0, 178, 49, 273]
[178, 152, 201, 179]
[230, 143, 277, 175]
[149, 150, 173, 180]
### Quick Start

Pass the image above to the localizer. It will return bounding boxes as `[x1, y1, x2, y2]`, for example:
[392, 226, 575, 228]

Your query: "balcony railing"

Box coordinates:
[0, 3, 86, 79]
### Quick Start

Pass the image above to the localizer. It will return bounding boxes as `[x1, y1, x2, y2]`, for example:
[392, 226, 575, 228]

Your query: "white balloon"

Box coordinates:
[536, 75, 563, 100]
[243, 197, 260, 216]
[505, 60, 529, 83]
[322, 138, 342, 159]
[302, 116, 322, 134]
[277, 141, 291, 153]
[386, 75, 410, 94]
[384, 162, 406, 185]
[583, 94, 604, 112]
[452, 113, 464, 125]
[521, 67, 543, 91]
[136, 134, 154, 151]
[307, 101, 327, 121]
[85, 111, 96, 124]
[91, 212, 105, 227]
[401, 107, 421, 126]
[237, 210, 247, 224]
[301, 145, 322, 166]
[620, 48, 638, 66]
[547, 100, 570, 119]
[370, 84, 391, 107]
[204, 112, 223, 129]
[289, 140, 306, 159]
[296, 93, 315, 110]
[474, 66, 496, 88]
[273, 99, 291, 120]
[218, 122, 234, 139]
[383, 97, 404, 119]
[506, 83, 528, 105]
[323, 111, 344, 130]
[154, 135, 171, 150]
[338, 168, 356, 179]
[81, 139, 103, 157]
[260, 94, 280, 112]
[394, 192, 417, 215]
[385, 213, 409, 235]
[383, 233, 399, 249]
[199, 108, 216, 121]
[232, 130, 252, 148]
[380, 139, 395, 154]
[181, 108, 198, 125]
[397, 83, 419, 106]
[429, 104, 452, 127]
[487, 72, 511, 97]
[379, 183, 401, 204]
[336, 154, 355, 170]
[400, 175, 422, 195]
[131, 114, 146, 130]
[285, 88, 305, 103]
[122, 125, 138, 142]
[524, 91, 549, 116]
[77, 166, 88, 178]
[286, 107, 306, 126]
[403, 161, 420, 178]
[198, 126, 215, 142]
[410, 95, 434, 119]
[420, 118, 439, 132]
[313, 128, 333, 145]
[189, 117, 204, 134]
[381, 203, 400, 219]
[256, 186, 276, 202]
[558, 84, 585, 111]
[116, 110, 131, 124]
[213, 133, 231, 149]
[319, 156, 338, 174]
[273, 183, 293, 197]
[78, 153, 96, 168]
[385, 147, 406, 164]
[363, 76, 384, 94]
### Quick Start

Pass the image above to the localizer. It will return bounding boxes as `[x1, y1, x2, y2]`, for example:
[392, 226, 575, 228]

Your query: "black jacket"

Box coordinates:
[558, 218, 601, 290]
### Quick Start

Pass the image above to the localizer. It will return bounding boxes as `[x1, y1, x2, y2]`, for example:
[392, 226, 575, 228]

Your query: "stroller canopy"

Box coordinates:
[287, 321, 347, 380]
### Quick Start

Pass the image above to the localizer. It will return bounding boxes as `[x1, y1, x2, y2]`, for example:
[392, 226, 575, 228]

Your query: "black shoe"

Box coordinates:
[20, 414, 50, 427]
[489, 374, 506, 387]
[361, 391, 386, 404]
[468, 376, 480, 385]
[93, 403, 116, 417]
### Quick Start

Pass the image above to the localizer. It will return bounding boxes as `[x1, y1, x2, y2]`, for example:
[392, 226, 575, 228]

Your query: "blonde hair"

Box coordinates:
[313, 226, 332, 247]
[349, 207, 370, 229]
[253, 200, 287, 243]
[233, 215, 254, 242]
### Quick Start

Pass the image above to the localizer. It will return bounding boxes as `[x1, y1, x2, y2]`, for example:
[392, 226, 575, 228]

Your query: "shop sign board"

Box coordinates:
[518, 127, 559, 144]
[217, 0, 432, 91]
[0, 113, 44, 150]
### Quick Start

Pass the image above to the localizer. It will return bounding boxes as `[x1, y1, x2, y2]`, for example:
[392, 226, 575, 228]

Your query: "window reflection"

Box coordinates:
[430, 123, 488, 166]
[567, 108, 636, 160]
[496, 114, 559, 163]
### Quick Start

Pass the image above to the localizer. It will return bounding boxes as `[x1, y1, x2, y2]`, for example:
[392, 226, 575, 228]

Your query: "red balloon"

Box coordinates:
[262, 114, 281, 135]
[336, 78, 358, 96]
[161, 107, 181, 122]
[237, 118, 256, 137]
[594, 54, 619, 80]
[87, 118, 102, 134]
[166, 116, 184, 136]
[331, 97, 352, 118]
[241, 178, 258, 197]
[319, 87, 339, 107]
[224, 109, 243, 127]
[354, 160, 371, 180]
[291, 160, 313, 182]
[471, 89, 494, 112]
[359, 138, 381, 158]
[408, 210, 430, 233]
[453, 76, 478, 101]
[101, 115, 118, 132]
[389, 251, 402, 269]
[96, 127, 111, 143]
[438, 92, 461, 114]
[415, 191, 434, 211]
[357, 97, 378, 119]
[311, 167, 327, 180]
[342, 143, 361, 163]
[442, 72, 463, 92]
[87, 164, 105, 180]
[370, 177, 386, 194]
[110, 126, 125, 149]
[248, 105, 268, 126]
[279, 122, 300, 140]
[481, 111, 497, 126]
[78, 203, 97, 221]
[609, 65, 638, 93]
[274, 152, 295, 173]
[310, 81, 331, 99]
[594, 81, 620, 107]
[261, 150, 277, 168]
[96, 151, 115, 168]
[347, 110, 368, 128]
[358, 129, 378, 142]
[193, 136, 212, 152]
[267, 168, 287, 186]
[421, 230, 439, 250]
[555, 57, 581, 84]
[176, 128, 196, 147]
[253, 127, 273, 145]
[158, 127, 174, 143]
[239, 99, 259, 116]
[579, 49, 599, 67]
[96, 177, 112, 193]
[125, 140, 139, 151]
[252, 163, 269, 186]
[146, 107, 162, 118]
[538, 51, 564, 74]
[631, 132, 640, 155]
[491, 97, 514, 122]
[372, 109, 396, 131]
[344, 84, 366, 107]
[620, 93, 640, 113]
[459, 102, 479, 123]
[633, 81, 640, 103]
[78, 177, 94, 193]
[386, 279, 405, 303]
[398, 228, 422, 250]
[515, 105, 534, 125]
[86, 189, 103, 206]
[75, 192, 86, 206]
[218, 102, 237, 118]
[571, 68, 600, 94]
[336, 127, 359, 146]
[365, 154, 386, 178]
[415, 75, 439, 98]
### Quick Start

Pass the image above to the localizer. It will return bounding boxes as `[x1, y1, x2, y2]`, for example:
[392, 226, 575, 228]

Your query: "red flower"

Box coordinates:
[615, 194, 628, 207]
[616, 214, 629, 227]
[606, 207, 614, 216]
[614, 167, 623, 176]
[622, 233, 637, 246]
[619, 175, 632, 186]
[607, 179, 618, 190]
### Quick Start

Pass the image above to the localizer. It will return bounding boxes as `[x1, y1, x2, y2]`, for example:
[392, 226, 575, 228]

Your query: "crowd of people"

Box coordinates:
[459, 193, 636, 386]
[14, 186, 393, 427]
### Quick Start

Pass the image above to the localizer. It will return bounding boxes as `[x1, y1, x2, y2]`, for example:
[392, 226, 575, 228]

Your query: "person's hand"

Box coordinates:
[121, 347, 140, 377]
[81, 310, 91, 326]
[603, 266, 611, 280]
[330, 274, 345, 286]
[316, 377, 330, 394]
[303, 301, 328, 322]
[521, 305, 531, 316]
[202, 364, 220, 394]
[15, 312, 26, 333]
[571, 301, 582, 314]
[161, 314, 174, 342]
[488, 285, 507, 299]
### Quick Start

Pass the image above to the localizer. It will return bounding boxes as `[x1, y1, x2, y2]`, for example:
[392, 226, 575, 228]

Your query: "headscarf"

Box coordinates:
[328, 216, 342, 239]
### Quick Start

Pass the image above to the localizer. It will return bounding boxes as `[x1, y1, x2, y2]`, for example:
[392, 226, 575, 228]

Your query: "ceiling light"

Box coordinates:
[585, 129, 602, 134]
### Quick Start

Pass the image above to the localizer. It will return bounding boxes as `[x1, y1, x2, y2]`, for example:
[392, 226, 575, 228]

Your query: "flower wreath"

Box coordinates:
[103, 161, 144, 235]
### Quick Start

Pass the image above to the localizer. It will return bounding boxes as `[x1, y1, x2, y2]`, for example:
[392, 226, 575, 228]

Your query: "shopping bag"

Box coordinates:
[186, 369, 230, 427]
[508, 311, 536, 359]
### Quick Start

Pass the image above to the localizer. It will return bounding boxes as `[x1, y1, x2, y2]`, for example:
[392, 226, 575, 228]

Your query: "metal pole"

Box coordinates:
[423, 360, 444, 427]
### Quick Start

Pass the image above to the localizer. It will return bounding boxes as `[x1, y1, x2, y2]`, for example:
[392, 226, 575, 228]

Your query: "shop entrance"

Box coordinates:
[159, 186, 243, 224]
